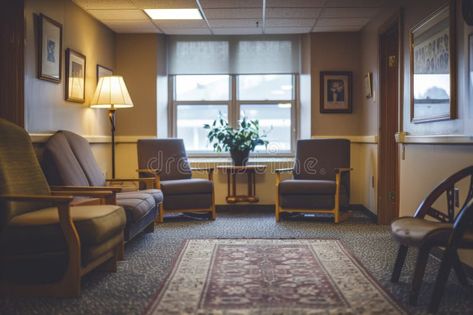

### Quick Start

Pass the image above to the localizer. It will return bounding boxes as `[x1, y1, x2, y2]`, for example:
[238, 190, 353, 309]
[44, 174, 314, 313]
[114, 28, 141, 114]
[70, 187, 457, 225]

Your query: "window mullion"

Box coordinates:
[230, 75, 238, 128]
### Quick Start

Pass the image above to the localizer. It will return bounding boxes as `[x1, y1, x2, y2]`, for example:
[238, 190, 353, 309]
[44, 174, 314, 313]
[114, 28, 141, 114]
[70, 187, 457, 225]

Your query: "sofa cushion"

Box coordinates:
[160, 179, 213, 196]
[0, 205, 126, 256]
[279, 179, 336, 195]
[139, 188, 163, 204]
[116, 192, 156, 222]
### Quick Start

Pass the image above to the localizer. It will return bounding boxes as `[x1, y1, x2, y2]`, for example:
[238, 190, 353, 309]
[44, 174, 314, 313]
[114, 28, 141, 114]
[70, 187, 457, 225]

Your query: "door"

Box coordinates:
[378, 20, 401, 224]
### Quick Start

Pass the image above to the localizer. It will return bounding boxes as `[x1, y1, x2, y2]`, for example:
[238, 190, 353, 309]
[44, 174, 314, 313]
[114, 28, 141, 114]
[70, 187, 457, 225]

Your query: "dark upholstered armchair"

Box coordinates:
[42, 131, 163, 241]
[391, 165, 473, 312]
[0, 119, 126, 297]
[275, 139, 351, 223]
[137, 139, 215, 223]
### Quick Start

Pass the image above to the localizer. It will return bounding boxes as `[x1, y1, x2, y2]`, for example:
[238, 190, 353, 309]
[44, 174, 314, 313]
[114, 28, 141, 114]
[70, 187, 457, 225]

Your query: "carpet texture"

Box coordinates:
[145, 239, 407, 315]
[0, 208, 472, 314]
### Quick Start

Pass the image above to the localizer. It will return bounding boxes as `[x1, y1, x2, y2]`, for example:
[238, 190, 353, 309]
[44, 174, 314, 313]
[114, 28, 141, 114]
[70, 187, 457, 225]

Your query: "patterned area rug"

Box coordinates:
[145, 239, 407, 314]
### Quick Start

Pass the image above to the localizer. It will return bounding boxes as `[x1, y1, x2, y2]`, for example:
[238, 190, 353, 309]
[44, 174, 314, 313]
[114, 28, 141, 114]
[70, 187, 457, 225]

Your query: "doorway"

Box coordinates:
[378, 13, 402, 225]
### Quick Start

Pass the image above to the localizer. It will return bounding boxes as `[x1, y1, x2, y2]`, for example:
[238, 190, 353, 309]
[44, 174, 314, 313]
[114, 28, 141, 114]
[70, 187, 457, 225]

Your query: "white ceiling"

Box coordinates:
[73, 0, 387, 35]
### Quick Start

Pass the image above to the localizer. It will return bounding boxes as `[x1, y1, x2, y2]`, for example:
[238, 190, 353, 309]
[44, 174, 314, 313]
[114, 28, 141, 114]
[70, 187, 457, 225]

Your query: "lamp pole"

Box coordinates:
[109, 106, 116, 179]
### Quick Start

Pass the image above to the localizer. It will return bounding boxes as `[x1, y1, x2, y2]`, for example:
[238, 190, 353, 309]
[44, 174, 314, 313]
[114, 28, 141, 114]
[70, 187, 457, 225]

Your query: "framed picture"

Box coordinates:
[364, 72, 373, 98]
[65, 48, 86, 103]
[38, 14, 62, 83]
[409, 0, 457, 123]
[320, 71, 352, 113]
[96, 64, 113, 82]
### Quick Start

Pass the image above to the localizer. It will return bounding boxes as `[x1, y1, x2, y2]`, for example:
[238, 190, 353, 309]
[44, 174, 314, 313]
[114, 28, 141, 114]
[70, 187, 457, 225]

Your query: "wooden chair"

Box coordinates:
[0, 119, 126, 297]
[275, 139, 352, 223]
[137, 139, 215, 223]
[390, 165, 473, 311]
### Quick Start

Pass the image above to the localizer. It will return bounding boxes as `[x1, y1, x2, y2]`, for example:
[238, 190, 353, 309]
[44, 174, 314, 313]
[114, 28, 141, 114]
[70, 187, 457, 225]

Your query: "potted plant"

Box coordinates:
[204, 116, 269, 166]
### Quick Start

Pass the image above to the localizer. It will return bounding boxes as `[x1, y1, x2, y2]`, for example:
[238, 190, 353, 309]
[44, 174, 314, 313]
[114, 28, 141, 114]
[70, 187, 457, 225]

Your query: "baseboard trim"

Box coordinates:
[216, 204, 275, 212]
[430, 247, 473, 279]
[350, 204, 377, 222]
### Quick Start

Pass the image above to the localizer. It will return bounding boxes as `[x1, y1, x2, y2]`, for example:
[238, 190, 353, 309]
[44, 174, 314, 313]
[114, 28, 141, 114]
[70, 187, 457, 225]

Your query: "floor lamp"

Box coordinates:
[90, 76, 134, 178]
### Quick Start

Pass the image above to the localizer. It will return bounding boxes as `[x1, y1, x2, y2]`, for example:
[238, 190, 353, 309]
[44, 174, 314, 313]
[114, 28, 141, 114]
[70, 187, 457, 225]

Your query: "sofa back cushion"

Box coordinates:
[0, 119, 51, 230]
[61, 131, 106, 186]
[43, 132, 90, 186]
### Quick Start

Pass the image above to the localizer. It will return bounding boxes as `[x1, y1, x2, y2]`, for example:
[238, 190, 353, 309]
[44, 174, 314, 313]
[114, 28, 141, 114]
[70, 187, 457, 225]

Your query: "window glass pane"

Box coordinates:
[176, 75, 229, 101]
[177, 105, 228, 151]
[240, 104, 292, 152]
[238, 74, 293, 100]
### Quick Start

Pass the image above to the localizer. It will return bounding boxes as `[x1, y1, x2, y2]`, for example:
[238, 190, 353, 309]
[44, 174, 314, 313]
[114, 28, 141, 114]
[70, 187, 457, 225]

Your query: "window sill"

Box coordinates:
[189, 156, 294, 165]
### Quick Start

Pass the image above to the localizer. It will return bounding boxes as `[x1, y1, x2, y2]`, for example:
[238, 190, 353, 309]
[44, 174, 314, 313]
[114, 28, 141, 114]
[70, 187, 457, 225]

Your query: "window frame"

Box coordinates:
[169, 74, 298, 156]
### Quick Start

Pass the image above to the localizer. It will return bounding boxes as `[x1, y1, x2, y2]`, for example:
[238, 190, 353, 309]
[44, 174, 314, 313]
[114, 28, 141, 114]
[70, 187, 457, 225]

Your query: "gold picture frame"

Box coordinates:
[65, 48, 86, 103]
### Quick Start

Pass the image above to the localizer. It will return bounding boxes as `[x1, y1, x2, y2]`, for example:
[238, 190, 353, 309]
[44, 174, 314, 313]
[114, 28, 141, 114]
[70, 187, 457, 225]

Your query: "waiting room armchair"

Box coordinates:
[275, 139, 351, 223]
[137, 139, 215, 223]
[390, 165, 473, 312]
[0, 119, 126, 297]
[42, 131, 163, 241]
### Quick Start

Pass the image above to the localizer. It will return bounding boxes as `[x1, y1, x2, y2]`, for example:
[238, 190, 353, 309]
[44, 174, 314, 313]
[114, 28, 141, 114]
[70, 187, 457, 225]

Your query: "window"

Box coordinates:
[171, 74, 296, 154]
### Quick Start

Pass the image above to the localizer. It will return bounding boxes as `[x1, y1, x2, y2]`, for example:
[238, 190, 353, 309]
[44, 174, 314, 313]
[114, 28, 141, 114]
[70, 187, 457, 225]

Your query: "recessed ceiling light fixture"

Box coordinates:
[144, 8, 202, 20]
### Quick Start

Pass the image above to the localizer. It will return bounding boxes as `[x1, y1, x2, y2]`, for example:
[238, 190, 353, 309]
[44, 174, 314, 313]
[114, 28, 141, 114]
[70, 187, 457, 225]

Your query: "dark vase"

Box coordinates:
[230, 149, 250, 166]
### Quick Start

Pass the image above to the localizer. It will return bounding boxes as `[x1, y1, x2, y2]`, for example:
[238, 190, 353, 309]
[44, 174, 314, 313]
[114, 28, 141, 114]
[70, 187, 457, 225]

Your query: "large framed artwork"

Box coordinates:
[96, 64, 113, 82]
[65, 48, 86, 103]
[320, 71, 352, 113]
[38, 14, 62, 83]
[409, 0, 457, 123]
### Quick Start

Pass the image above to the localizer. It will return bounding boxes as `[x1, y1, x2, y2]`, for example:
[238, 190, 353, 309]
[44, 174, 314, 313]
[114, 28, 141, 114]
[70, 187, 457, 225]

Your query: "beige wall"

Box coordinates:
[115, 34, 159, 136]
[24, 0, 115, 136]
[310, 32, 363, 136]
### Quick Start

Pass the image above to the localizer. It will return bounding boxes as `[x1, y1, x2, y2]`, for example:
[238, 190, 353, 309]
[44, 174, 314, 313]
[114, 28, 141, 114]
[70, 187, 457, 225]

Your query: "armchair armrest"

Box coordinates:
[275, 168, 293, 173]
[0, 194, 73, 204]
[335, 168, 353, 173]
[106, 177, 156, 190]
[50, 185, 123, 193]
[136, 168, 160, 175]
[136, 169, 161, 189]
[51, 190, 116, 205]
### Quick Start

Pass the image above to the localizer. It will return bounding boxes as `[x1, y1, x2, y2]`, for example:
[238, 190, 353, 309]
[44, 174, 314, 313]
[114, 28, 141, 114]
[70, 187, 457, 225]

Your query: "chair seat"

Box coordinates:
[1, 205, 126, 256]
[160, 178, 213, 195]
[391, 217, 454, 247]
[140, 188, 164, 204]
[116, 192, 157, 222]
[279, 179, 336, 195]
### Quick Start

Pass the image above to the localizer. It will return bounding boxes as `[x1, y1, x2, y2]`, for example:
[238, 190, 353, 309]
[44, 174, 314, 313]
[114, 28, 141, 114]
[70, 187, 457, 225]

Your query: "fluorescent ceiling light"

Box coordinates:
[144, 9, 202, 20]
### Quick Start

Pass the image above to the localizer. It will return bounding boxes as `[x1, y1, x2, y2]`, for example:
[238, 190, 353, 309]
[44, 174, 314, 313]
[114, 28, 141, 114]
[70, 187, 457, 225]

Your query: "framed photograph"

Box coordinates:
[364, 72, 373, 98]
[409, 0, 457, 123]
[320, 71, 353, 113]
[65, 48, 86, 103]
[96, 64, 113, 82]
[38, 14, 62, 83]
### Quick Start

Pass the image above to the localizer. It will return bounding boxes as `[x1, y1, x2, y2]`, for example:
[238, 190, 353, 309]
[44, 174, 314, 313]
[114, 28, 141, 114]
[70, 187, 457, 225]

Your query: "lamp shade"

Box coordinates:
[90, 76, 134, 109]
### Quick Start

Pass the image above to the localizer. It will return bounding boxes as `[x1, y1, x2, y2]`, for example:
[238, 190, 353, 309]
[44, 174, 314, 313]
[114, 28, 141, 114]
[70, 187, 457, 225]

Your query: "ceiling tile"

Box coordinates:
[104, 20, 160, 33]
[160, 27, 212, 34]
[204, 8, 262, 19]
[155, 19, 208, 28]
[320, 8, 380, 18]
[266, 8, 321, 19]
[265, 18, 315, 27]
[316, 17, 370, 27]
[88, 9, 148, 20]
[213, 27, 263, 35]
[265, 27, 311, 34]
[209, 19, 261, 28]
[199, 0, 262, 8]
[73, 0, 135, 10]
[130, 0, 196, 9]
[324, 0, 386, 8]
[312, 25, 362, 32]
[266, 0, 325, 7]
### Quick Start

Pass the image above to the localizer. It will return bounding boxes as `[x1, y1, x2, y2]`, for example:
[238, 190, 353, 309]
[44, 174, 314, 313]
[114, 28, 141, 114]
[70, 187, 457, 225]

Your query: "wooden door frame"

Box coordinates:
[377, 10, 403, 224]
[0, 0, 24, 127]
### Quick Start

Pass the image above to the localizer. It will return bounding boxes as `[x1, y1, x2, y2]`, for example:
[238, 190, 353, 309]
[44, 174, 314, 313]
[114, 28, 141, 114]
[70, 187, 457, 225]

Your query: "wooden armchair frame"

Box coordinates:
[0, 189, 123, 297]
[138, 168, 215, 223]
[275, 167, 352, 223]
[390, 165, 473, 310]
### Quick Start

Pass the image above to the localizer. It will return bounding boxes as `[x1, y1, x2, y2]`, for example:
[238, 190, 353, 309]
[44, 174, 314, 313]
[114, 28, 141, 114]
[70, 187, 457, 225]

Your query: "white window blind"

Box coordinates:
[168, 35, 301, 75]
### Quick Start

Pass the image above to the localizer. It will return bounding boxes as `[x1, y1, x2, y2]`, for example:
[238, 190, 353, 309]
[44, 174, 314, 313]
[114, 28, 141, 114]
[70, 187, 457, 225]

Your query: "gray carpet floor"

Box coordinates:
[0, 208, 472, 315]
